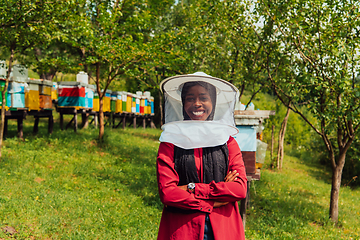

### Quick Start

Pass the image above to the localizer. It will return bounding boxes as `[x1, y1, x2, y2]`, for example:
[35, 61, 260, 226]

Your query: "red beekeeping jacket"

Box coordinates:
[156, 136, 247, 240]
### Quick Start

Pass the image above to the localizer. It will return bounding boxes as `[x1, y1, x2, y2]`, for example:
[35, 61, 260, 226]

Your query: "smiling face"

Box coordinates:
[183, 85, 213, 121]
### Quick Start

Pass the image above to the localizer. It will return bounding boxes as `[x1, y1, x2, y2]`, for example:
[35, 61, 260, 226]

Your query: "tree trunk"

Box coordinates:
[329, 151, 346, 223]
[40, 72, 56, 81]
[95, 62, 104, 140]
[270, 125, 275, 168]
[99, 97, 104, 140]
[277, 106, 290, 169]
[0, 48, 14, 158]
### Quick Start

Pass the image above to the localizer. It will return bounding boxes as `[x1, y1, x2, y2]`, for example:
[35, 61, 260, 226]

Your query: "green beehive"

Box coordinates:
[0, 79, 8, 108]
[110, 92, 117, 112]
[121, 91, 127, 112]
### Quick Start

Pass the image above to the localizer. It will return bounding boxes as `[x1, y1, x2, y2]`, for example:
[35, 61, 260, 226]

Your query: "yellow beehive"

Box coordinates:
[25, 79, 41, 111]
[93, 92, 99, 112]
[126, 92, 132, 113]
[103, 89, 111, 112]
[115, 91, 122, 113]
[51, 82, 58, 101]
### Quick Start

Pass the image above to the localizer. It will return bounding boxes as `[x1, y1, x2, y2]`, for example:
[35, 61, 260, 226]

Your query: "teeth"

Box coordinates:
[192, 111, 204, 116]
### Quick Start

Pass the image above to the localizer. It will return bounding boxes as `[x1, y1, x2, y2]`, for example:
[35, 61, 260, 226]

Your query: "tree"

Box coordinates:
[70, 0, 148, 139]
[277, 106, 290, 169]
[256, 0, 360, 223]
[126, 0, 224, 125]
[19, 39, 82, 81]
[195, 0, 269, 105]
[0, 0, 74, 156]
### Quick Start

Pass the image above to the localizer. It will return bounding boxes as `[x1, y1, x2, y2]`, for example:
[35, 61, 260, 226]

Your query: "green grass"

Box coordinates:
[0, 120, 162, 239]
[0, 117, 359, 239]
[246, 154, 360, 240]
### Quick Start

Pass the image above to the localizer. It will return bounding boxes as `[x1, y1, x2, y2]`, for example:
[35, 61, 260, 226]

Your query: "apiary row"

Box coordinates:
[0, 78, 53, 111]
[55, 82, 155, 115]
[0, 78, 155, 116]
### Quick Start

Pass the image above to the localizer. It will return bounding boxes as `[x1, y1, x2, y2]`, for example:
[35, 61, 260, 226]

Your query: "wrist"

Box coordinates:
[187, 182, 195, 193]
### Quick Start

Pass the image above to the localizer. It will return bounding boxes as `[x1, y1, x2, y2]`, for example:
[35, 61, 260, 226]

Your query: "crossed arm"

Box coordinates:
[177, 170, 240, 207]
[157, 137, 247, 213]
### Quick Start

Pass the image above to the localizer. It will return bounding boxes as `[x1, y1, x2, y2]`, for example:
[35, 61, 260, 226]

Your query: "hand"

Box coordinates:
[214, 171, 237, 207]
[214, 201, 229, 208]
[224, 170, 239, 182]
[178, 185, 188, 191]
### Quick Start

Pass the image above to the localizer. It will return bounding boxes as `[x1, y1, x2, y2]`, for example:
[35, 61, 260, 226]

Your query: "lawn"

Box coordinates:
[246, 155, 360, 240]
[0, 120, 162, 239]
[0, 118, 359, 239]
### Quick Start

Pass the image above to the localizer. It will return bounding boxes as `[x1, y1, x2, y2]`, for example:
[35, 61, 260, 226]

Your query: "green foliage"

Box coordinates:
[254, 0, 360, 221]
[242, 91, 319, 159]
[75, 0, 147, 88]
[200, 0, 268, 96]
[342, 158, 360, 187]
[256, 0, 360, 143]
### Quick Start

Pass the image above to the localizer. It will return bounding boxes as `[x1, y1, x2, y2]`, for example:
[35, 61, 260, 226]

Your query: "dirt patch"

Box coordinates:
[2, 225, 17, 235]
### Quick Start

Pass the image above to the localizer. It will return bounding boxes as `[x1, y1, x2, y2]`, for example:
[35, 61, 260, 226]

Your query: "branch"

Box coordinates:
[342, 116, 352, 144]
[353, 121, 360, 133]
[245, 85, 263, 110]
[263, 6, 320, 75]
[267, 64, 322, 136]
[320, 117, 336, 169]
[337, 118, 344, 149]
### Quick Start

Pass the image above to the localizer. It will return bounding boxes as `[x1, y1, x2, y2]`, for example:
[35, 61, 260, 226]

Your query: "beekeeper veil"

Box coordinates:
[159, 72, 239, 149]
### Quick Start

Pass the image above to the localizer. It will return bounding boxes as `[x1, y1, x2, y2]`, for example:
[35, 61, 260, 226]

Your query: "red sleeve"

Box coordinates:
[157, 142, 215, 213]
[194, 136, 248, 202]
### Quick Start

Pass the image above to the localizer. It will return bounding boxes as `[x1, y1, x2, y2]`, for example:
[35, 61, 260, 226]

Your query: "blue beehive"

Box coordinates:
[85, 84, 95, 109]
[8, 65, 28, 109]
[233, 110, 275, 178]
[233, 125, 257, 152]
[150, 96, 154, 115]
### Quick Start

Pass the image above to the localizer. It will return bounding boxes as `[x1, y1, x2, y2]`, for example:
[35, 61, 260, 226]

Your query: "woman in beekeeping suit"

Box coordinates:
[156, 72, 247, 240]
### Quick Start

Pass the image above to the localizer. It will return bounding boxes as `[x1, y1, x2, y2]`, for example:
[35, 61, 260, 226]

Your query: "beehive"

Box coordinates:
[121, 92, 127, 112]
[233, 110, 275, 178]
[103, 89, 111, 112]
[51, 82, 58, 101]
[114, 91, 122, 113]
[39, 80, 53, 109]
[126, 92, 132, 113]
[131, 94, 137, 114]
[143, 91, 151, 115]
[0, 62, 7, 109]
[93, 91, 99, 112]
[140, 95, 146, 115]
[25, 79, 41, 111]
[7, 65, 28, 109]
[110, 91, 117, 113]
[58, 81, 86, 109]
[135, 95, 140, 115]
[85, 84, 95, 109]
[0, 78, 8, 110]
[150, 96, 154, 115]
